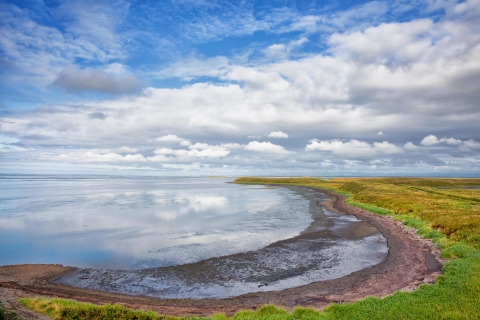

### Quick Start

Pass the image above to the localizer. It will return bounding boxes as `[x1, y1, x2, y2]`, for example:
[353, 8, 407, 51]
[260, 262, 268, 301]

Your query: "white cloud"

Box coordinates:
[2, 2, 480, 175]
[329, 19, 434, 64]
[48, 152, 146, 162]
[443, 138, 463, 145]
[188, 114, 239, 131]
[421, 134, 463, 146]
[245, 141, 291, 154]
[460, 139, 480, 151]
[306, 139, 373, 157]
[5, 10, 480, 146]
[378, 131, 383, 135]
[118, 146, 138, 153]
[420, 134, 439, 146]
[154, 143, 230, 159]
[156, 134, 185, 143]
[193, 148, 230, 158]
[0, 2, 127, 86]
[180, 140, 192, 146]
[373, 141, 405, 155]
[154, 148, 181, 155]
[305, 139, 404, 157]
[404, 142, 420, 151]
[188, 143, 211, 150]
[263, 44, 288, 59]
[420, 135, 480, 152]
[220, 143, 243, 149]
[262, 37, 308, 59]
[267, 131, 289, 139]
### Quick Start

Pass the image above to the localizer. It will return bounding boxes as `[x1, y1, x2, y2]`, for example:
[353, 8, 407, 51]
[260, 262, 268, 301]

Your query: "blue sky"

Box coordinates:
[1, 0, 479, 176]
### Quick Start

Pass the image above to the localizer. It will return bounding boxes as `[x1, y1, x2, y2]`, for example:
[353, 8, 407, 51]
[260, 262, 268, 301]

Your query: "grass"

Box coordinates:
[20, 298, 208, 320]
[22, 177, 480, 319]
[0, 301, 21, 320]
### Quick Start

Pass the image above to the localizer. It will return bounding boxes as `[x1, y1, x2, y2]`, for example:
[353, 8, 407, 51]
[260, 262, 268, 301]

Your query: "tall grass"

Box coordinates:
[22, 177, 480, 319]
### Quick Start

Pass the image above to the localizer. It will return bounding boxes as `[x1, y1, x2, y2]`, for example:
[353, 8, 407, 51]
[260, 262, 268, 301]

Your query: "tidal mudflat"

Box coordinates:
[56, 187, 387, 299]
[1, 175, 387, 299]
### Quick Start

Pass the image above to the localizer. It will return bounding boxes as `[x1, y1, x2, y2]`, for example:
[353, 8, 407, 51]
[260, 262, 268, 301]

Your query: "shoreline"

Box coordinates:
[53, 186, 388, 299]
[0, 186, 443, 318]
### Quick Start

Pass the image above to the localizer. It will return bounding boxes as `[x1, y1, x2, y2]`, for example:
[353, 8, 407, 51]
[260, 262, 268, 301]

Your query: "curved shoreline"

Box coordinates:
[0, 186, 443, 318]
[53, 186, 388, 299]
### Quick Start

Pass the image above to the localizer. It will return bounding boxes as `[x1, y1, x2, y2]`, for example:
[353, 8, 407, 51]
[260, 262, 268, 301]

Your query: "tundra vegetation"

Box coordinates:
[22, 178, 480, 319]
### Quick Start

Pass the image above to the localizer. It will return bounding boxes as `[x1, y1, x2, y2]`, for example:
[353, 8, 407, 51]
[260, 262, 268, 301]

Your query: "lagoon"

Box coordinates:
[0, 175, 313, 269]
[0, 175, 388, 298]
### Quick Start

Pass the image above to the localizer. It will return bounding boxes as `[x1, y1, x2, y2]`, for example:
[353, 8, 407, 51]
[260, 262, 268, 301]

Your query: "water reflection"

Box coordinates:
[58, 189, 388, 299]
[0, 176, 313, 269]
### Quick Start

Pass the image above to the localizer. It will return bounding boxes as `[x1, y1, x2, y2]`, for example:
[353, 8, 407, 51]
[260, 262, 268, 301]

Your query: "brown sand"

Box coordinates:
[0, 187, 443, 318]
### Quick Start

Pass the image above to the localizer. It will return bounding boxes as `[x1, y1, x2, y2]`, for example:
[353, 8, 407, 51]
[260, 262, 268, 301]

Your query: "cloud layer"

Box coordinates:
[0, 0, 479, 176]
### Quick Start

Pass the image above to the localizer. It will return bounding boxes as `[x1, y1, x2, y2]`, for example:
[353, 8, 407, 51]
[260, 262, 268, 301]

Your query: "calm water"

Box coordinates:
[0, 175, 314, 269]
[1, 175, 388, 298]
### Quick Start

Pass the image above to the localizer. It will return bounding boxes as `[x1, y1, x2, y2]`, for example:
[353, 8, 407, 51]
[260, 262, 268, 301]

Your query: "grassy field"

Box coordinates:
[22, 177, 480, 319]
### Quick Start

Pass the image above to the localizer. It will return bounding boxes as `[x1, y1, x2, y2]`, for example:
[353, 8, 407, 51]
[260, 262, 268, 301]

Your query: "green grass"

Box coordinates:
[21, 177, 480, 319]
[20, 298, 209, 320]
[0, 301, 21, 320]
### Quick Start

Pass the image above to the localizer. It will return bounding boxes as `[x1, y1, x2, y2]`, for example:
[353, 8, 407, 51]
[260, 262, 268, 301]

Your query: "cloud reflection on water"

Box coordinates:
[0, 176, 312, 269]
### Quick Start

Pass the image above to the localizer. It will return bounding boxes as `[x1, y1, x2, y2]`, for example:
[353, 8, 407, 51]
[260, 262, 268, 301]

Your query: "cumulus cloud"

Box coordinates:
[404, 142, 420, 151]
[460, 139, 480, 152]
[420, 134, 463, 146]
[245, 141, 291, 154]
[329, 19, 434, 65]
[154, 145, 230, 159]
[191, 148, 230, 158]
[156, 134, 185, 143]
[374, 141, 406, 155]
[52, 65, 143, 94]
[220, 143, 243, 148]
[188, 143, 212, 150]
[306, 139, 404, 158]
[420, 135, 480, 152]
[267, 131, 289, 139]
[180, 140, 192, 146]
[46, 144, 232, 163]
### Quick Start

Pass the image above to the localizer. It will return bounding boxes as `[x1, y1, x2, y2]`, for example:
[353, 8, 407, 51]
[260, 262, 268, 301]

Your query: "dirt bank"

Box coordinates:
[0, 187, 443, 318]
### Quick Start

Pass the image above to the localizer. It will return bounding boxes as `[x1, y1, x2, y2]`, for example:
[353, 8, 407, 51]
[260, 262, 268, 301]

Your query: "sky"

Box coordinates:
[0, 0, 479, 176]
